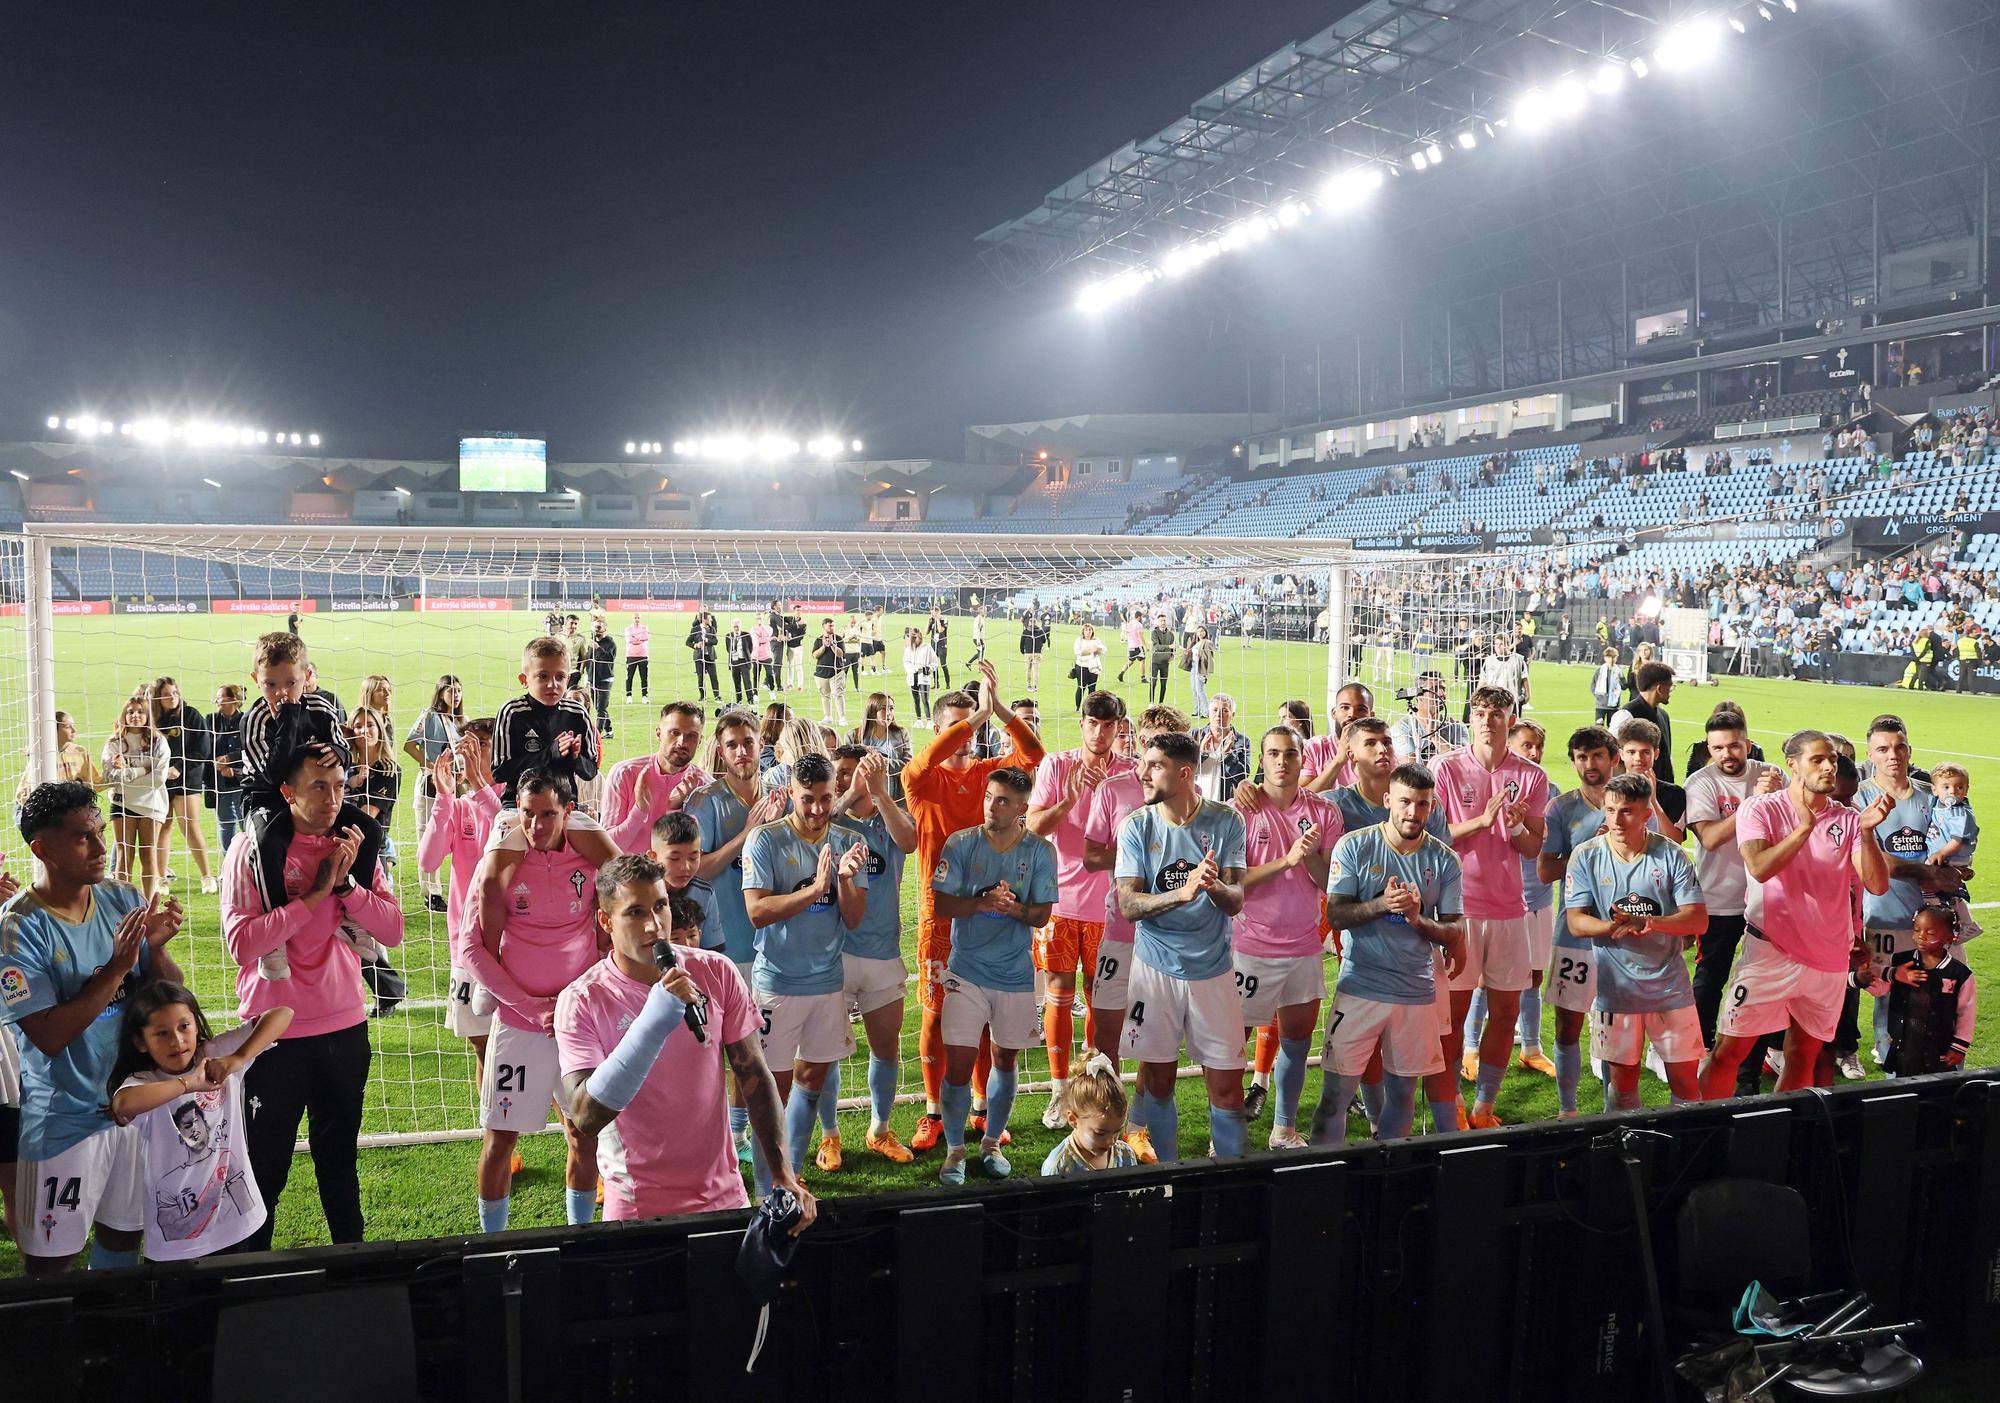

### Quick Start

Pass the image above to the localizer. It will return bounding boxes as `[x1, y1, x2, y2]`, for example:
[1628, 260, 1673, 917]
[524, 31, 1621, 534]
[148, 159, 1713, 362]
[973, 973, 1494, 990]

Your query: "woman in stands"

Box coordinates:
[1073, 622, 1107, 712]
[149, 677, 213, 894]
[1625, 641, 1657, 706]
[1186, 624, 1217, 719]
[105, 692, 170, 898]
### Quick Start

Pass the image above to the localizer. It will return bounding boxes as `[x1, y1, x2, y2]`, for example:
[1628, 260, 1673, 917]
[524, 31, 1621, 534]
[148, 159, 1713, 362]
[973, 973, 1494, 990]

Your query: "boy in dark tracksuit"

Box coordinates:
[239, 632, 385, 978]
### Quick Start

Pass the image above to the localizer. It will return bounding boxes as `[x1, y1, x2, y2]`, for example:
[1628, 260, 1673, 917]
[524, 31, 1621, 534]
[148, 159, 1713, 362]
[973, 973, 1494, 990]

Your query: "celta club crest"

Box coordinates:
[1827, 821, 1845, 845]
[570, 869, 588, 899]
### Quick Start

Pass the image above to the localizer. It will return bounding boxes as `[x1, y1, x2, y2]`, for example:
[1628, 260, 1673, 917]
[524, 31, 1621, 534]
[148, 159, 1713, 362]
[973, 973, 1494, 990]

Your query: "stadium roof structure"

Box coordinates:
[976, 0, 2000, 317]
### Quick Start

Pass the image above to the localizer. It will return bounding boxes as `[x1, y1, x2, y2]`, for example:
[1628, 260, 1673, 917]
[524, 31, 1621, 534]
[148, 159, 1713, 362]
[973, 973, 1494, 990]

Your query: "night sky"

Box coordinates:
[0, 3, 1349, 461]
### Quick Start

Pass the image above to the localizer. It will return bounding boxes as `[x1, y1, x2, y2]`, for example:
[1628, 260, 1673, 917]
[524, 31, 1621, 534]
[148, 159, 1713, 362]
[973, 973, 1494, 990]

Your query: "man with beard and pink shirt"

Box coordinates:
[1431, 686, 1548, 1129]
[1302, 682, 1375, 794]
[599, 701, 713, 852]
[1700, 730, 1892, 1097]
[1229, 724, 1340, 1148]
[1024, 690, 1135, 1122]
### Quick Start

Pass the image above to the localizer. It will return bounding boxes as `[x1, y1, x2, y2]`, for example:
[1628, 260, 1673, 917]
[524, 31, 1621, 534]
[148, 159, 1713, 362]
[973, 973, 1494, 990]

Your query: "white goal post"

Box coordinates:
[13, 522, 1524, 1145]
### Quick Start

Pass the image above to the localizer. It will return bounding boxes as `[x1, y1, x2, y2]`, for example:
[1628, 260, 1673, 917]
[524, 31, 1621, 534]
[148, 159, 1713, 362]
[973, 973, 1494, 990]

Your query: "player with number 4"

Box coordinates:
[1114, 731, 1248, 1161]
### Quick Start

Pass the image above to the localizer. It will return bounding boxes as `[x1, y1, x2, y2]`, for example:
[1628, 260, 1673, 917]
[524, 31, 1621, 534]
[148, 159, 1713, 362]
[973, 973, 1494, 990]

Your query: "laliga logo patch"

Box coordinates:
[934, 859, 950, 881]
[0, 965, 28, 1006]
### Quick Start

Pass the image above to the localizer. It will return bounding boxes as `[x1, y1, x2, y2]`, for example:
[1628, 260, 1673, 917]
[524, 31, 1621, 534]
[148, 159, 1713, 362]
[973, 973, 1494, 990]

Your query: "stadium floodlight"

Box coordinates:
[308, 433, 320, 446]
[1550, 76, 1587, 119]
[850, 438, 863, 453]
[1512, 88, 1553, 133]
[1728, 16, 1746, 33]
[393, 485, 411, 496]
[1630, 55, 1652, 78]
[1589, 63, 1627, 96]
[1320, 165, 1383, 212]
[1654, 16, 1724, 71]
[44, 416, 58, 430]
[202, 477, 221, 488]
[1781, 0, 1796, 10]
[9, 470, 28, 481]
[1758, 4, 1773, 16]
[119, 423, 132, 436]
[624, 442, 637, 455]
[1424, 142, 1444, 165]
[699, 487, 716, 498]
[1410, 150, 1429, 171]
[1456, 130, 1477, 150]
[98, 419, 115, 435]
[289, 433, 302, 445]
[257, 430, 270, 444]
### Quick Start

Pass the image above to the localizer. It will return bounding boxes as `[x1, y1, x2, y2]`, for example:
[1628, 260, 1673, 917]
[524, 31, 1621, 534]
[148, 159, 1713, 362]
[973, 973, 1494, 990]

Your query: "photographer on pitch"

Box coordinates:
[1389, 670, 1468, 766]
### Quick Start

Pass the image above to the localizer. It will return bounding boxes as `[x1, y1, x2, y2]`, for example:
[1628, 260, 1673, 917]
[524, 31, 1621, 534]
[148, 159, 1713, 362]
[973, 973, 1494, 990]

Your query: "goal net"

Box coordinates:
[12, 524, 1521, 1145]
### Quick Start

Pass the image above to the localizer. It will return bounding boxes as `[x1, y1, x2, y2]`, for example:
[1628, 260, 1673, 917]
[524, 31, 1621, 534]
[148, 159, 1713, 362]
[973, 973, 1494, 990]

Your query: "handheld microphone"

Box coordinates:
[652, 940, 710, 1043]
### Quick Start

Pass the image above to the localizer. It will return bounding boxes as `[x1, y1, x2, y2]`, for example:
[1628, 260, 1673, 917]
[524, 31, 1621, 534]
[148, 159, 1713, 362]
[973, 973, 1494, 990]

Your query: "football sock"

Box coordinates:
[1311, 1072, 1363, 1145]
[564, 1187, 595, 1226]
[818, 1062, 841, 1132]
[478, 1196, 510, 1234]
[1463, 987, 1488, 1050]
[1555, 1042, 1582, 1114]
[1359, 1077, 1386, 1127]
[1273, 1036, 1311, 1128]
[984, 1065, 1018, 1142]
[1254, 1023, 1280, 1077]
[940, 1079, 973, 1152]
[1473, 1061, 1505, 1109]
[1615, 1085, 1644, 1112]
[1044, 999, 1072, 1078]
[784, 1084, 821, 1172]
[89, 1241, 140, 1271]
[1428, 1099, 1462, 1134]
[1134, 1088, 1179, 1161]
[1517, 986, 1544, 1052]
[1377, 1074, 1419, 1140]
[867, 1054, 898, 1130]
[1209, 1105, 1248, 1157]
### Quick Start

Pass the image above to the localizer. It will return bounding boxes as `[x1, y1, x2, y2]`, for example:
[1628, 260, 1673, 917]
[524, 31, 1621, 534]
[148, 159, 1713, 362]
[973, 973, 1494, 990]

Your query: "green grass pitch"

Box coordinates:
[1, 607, 1995, 1269]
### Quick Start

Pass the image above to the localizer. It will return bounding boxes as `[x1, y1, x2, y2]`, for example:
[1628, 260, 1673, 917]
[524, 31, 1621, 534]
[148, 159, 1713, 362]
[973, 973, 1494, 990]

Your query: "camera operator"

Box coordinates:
[1389, 670, 1469, 766]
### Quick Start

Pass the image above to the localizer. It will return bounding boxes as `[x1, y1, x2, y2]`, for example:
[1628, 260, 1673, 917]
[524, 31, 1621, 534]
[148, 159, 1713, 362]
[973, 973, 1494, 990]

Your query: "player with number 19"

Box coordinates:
[1562, 774, 1709, 1109]
[930, 768, 1057, 1182]
[1114, 732, 1249, 1161]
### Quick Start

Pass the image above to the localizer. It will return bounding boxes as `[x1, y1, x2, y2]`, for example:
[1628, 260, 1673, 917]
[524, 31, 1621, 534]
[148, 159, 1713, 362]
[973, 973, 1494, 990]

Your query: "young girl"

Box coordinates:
[104, 694, 170, 897]
[1040, 1052, 1139, 1176]
[108, 983, 292, 1261]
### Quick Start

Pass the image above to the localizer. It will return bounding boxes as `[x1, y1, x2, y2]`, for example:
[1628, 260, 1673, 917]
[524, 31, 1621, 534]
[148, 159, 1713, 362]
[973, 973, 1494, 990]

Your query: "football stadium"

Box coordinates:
[5, 2, 2000, 1399]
